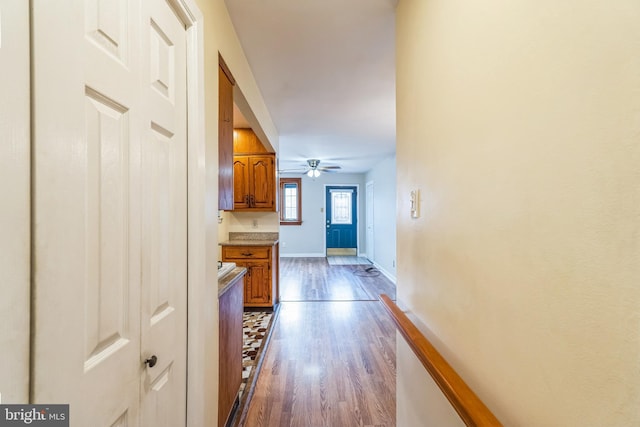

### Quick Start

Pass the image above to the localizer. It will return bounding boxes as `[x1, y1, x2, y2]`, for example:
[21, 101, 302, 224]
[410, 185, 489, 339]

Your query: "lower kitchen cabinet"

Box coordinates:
[218, 270, 244, 427]
[221, 244, 279, 308]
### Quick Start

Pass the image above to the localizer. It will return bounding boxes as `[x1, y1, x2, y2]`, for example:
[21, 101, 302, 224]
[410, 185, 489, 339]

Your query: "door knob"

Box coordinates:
[144, 355, 158, 368]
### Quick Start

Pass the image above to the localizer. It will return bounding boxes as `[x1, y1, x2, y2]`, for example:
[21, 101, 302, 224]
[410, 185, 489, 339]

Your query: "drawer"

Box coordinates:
[222, 246, 270, 260]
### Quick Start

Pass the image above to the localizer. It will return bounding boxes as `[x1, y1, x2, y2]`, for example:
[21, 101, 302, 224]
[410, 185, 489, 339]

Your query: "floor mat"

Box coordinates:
[240, 311, 274, 396]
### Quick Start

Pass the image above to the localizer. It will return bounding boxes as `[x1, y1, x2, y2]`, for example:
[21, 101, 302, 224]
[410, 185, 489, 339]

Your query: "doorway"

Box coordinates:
[325, 185, 358, 256]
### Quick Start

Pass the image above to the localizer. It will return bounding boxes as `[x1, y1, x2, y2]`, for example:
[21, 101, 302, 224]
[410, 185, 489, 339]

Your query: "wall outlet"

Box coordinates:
[252, 219, 258, 228]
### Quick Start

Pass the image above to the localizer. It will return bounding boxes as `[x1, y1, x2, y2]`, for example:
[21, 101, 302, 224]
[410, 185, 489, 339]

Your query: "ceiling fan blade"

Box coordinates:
[319, 165, 341, 170]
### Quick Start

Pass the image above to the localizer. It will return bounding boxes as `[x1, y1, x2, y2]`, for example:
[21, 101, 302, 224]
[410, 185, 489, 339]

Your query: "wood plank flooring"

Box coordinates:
[241, 258, 397, 427]
[280, 257, 396, 302]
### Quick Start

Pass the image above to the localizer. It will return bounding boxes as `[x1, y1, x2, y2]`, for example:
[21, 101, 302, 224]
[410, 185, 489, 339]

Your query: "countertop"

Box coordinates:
[218, 267, 247, 296]
[220, 239, 279, 246]
[219, 232, 279, 247]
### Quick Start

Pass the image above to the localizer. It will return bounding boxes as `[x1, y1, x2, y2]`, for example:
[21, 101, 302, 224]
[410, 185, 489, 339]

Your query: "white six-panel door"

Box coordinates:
[140, 0, 188, 425]
[32, 0, 188, 424]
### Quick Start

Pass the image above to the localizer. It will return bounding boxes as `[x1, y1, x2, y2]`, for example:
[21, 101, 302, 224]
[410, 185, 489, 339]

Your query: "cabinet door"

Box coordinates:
[245, 261, 271, 305]
[233, 156, 251, 209]
[249, 155, 275, 209]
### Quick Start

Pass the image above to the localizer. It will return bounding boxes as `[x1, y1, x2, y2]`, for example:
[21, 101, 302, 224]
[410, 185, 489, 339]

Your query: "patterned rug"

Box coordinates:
[240, 311, 274, 396]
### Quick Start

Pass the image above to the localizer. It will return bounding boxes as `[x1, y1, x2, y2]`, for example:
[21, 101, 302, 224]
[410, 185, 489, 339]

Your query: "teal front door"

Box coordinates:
[326, 186, 357, 253]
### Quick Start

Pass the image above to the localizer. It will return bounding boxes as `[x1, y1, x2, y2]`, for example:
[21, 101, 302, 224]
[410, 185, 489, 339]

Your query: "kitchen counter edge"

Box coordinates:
[219, 239, 279, 247]
[218, 267, 247, 296]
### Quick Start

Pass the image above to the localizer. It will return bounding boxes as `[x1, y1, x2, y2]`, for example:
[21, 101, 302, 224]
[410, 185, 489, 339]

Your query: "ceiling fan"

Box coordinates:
[280, 159, 341, 177]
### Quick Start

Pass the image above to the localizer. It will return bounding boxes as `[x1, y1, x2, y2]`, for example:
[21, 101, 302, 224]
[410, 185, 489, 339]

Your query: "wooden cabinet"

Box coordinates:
[233, 154, 277, 211]
[218, 271, 244, 427]
[233, 128, 268, 153]
[222, 244, 279, 308]
[218, 57, 235, 211]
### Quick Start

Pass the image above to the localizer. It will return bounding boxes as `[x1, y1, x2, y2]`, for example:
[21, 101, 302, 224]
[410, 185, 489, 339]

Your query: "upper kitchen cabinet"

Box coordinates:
[233, 128, 269, 154]
[218, 55, 235, 211]
[232, 128, 277, 211]
[233, 154, 276, 211]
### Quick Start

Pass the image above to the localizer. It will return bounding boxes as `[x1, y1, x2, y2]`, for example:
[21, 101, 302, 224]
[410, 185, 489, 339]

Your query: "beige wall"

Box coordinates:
[191, 0, 278, 425]
[396, 1, 640, 426]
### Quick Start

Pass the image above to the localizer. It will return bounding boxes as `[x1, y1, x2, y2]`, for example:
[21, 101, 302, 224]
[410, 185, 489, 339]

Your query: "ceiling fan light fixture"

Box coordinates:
[307, 169, 320, 178]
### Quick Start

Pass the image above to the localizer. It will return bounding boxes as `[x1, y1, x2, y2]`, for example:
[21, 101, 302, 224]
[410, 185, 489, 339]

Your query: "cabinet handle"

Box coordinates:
[241, 252, 253, 257]
[245, 195, 249, 205]
[250, 195, 255, 206]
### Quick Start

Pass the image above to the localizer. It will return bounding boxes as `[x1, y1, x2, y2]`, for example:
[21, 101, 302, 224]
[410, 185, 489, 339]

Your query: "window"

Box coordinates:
[279, 178, 302, 225]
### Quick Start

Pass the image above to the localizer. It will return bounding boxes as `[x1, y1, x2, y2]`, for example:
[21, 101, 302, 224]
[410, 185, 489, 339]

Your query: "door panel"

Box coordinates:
[140, 0, 188, 425]
[246, 262, 270, 304]
[250, 156, 275, 208]
[233, 157, 250, 208]
[326, 186, 358, 250]
[33, 0, 142, 424]
[83, 87, 131, 371]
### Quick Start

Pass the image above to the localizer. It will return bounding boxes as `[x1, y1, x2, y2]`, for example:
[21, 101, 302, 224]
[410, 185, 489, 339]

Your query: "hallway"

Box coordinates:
[242, 258, 397, 426]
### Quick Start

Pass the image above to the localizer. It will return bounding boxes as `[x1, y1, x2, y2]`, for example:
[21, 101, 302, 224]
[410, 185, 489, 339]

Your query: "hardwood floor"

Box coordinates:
[280, 257, 396, 302]
[241, 258, 397, 427]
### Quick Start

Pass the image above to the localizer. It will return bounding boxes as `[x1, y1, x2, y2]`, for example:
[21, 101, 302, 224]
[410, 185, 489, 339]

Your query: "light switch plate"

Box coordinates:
[410, 189, 420, 218]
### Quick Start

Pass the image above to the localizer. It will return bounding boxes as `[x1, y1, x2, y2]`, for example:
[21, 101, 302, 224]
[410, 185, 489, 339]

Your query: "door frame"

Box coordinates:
[323, 184, 361, 255]
[365, 180, 375, 262]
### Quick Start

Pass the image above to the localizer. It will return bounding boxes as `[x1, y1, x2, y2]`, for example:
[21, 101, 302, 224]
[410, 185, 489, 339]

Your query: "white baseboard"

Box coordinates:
[280, 252, 326, 258]
[373, 261, 397, 284]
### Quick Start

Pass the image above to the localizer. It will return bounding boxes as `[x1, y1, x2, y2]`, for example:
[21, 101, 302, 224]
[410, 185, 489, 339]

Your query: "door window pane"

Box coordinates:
[331, 190, 352, 224]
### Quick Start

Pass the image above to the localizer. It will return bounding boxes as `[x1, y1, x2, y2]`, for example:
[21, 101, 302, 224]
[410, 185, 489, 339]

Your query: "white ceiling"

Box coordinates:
[226, 0, 396, 174]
